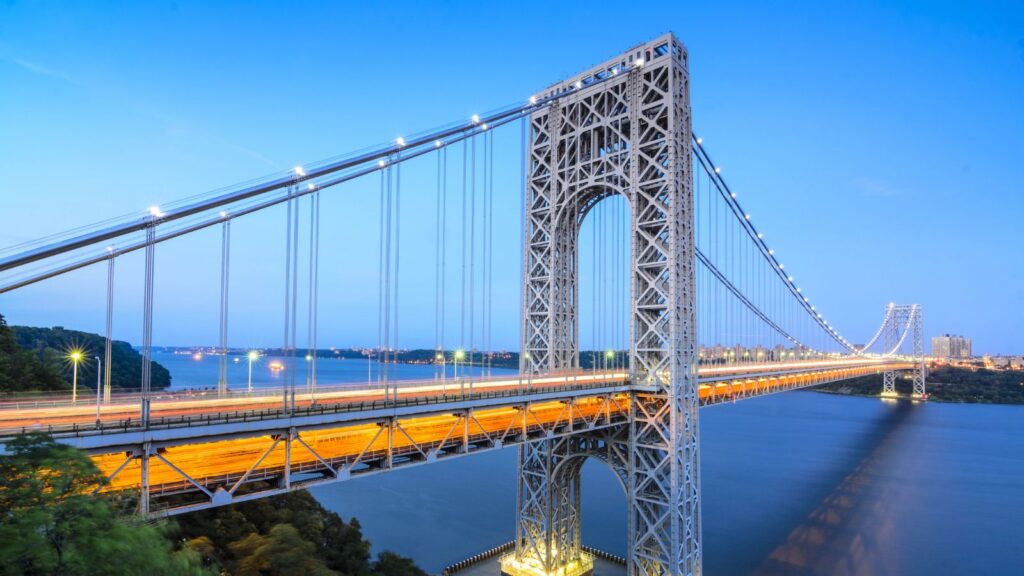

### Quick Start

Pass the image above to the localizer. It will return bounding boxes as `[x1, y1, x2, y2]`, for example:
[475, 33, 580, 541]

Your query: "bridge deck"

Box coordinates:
[0, 358, 909, 516]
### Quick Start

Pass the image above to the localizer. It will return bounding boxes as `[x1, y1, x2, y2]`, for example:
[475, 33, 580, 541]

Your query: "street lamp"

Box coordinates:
[94, 356, 102, 425]
[247, 350, 259, 393]
[454, 349, 465, 391]
[69, 350, 83, 404]
[605, 350, 615, 371]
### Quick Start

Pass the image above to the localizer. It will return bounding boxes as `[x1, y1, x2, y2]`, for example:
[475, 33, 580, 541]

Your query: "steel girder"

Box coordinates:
[93, 395, 629, 517]
[516, 33, 701, 576]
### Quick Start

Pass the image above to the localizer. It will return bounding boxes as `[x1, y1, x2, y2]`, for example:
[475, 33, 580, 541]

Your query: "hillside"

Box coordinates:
[0, 314, 171, 394]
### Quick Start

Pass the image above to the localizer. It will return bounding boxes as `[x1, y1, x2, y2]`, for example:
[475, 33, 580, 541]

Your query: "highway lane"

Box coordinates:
[0, 359, 904, 433]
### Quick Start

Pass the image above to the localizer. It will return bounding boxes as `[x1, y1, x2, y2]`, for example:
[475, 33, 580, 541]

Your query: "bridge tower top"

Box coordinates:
[535, 32, 687, 100]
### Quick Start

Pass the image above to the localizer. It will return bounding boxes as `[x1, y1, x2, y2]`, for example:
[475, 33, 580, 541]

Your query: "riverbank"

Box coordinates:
[813, 365, 1024, 404]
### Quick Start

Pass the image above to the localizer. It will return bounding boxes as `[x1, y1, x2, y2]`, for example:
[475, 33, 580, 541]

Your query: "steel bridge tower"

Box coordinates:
[882, 303, 926, 399]
[510, 34, 700, 576]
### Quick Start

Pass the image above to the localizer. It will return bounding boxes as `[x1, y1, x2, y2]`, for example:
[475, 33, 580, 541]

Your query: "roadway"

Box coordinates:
[0, 358, 900, 437]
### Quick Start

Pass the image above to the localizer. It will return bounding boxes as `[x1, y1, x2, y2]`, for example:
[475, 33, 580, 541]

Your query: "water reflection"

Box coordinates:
[754, 401, 914, 576]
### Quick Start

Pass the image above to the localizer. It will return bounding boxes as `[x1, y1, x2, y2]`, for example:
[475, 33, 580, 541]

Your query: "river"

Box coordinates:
[156, 352, 1024, 575]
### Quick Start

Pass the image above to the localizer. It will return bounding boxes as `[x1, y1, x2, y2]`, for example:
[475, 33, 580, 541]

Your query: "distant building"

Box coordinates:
[932, 334, 972, 359]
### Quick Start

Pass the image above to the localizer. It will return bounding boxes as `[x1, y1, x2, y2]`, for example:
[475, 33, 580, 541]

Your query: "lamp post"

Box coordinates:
[455, 349, 465, 395]
[70, 350, 83, 405]
[94, 356, 102, 426]
[247, 350, 259, 393]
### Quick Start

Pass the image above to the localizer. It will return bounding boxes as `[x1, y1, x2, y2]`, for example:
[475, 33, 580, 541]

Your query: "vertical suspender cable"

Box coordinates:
[393, 154, 401, 403]
[283, 188, 293, 410]
[141, 219, 155, 425]
[480, 132, 488, 377]
[469, 135, 476, 388]
[383, 162, 393, 398]
[308, 191, 320, 401]
[290, 193, 300, 412]
[218, 220, 230, 395]
[441, 147, 448, 387]
[103, 255, 114, 403]
[487, 131, 494, 377]
[460, 140, 467, 388]
[435, 148, 442, 382]
[376, 169, 385, 387]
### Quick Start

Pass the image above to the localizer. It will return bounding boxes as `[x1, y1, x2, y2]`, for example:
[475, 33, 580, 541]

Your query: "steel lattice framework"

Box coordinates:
[882, 304, 926, 398]
[516, 34, 701, 576]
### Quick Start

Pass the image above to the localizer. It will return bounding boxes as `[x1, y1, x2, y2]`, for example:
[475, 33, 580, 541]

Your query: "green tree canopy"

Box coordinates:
[0, 313, 64, 393]
[5, 321, 171, 393]
[0, 432, 209, 575]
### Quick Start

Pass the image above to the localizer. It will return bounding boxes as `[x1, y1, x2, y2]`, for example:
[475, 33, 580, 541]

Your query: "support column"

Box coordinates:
[910, 305, 927, 399]
[882, 304, 899, 397]
[514, 34, 700, 576]
[505, 438, 591, 576]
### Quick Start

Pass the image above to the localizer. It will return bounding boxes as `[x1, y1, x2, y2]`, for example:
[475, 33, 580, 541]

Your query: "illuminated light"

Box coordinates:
[435, 140, 443, 148]
[293, 166, 306, 177]
[575, 80, 582, 89]
[757, 233, 763, 239]
[455, 349, 466, 360]
[529, 95, 538, 104]
[305, 354, 313, 361]
[378, 159, 387, 168]
[714, 167, 721, 174]
[247, 350, 260, 362]
[307, 183, 316, 191]
[69, 350, 83, 362]
[481, 123, 489, 130]
[611, 67, 619, 75]
[219, 211, 228, 218]
[471, 114, 480, 124]
[797, 287, 802, 292]
[779, 264, 785, 269]
[635, 58, 645, 67]
[605, 350, 615, 359]
[192, 352, 203, 361]
[148, 205, 163, 218]
[744, 213, 751, 220]
[696, 137, 703, 145]
[769, 249, 774, 255]
[730, 192, 736, 198]
[269, 361, 284, 371]
[435, 353, 444, 361]
[233, 357, 240, 363]
[106, 246, 115, 253]
[396, 137, 406, 147]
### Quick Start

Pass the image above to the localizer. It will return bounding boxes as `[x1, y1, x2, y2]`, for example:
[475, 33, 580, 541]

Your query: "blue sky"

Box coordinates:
[1, 0, 1022, 354]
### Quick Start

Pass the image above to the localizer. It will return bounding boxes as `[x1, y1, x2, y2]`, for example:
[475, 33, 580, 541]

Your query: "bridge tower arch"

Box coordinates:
[513, 33, 701, 576]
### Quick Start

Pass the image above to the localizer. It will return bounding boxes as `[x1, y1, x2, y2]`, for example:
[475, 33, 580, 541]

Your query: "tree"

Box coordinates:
[373, 551, 429, 576]
[10, 324, 171, 392]
[0, 313, 64, 393]
[230, 524, 337, 576]
[0, 432, 210, 576]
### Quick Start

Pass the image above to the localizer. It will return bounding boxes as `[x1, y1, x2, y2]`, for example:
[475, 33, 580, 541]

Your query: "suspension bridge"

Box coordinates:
[0, 34, 926, 576]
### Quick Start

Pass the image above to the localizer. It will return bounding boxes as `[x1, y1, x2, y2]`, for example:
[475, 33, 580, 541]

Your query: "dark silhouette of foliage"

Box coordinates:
[0, 314, 64, 393]
[5, 322, 171, 393]
[175, 489, 425, 576]
[0, 432, 209, 575]
[815, 365, 1024, 404]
